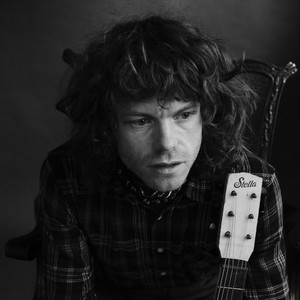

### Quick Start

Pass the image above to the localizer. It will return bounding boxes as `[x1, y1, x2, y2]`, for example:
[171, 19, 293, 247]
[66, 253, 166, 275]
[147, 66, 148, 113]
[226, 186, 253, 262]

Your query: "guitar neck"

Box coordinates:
[214, 259, 248, 300]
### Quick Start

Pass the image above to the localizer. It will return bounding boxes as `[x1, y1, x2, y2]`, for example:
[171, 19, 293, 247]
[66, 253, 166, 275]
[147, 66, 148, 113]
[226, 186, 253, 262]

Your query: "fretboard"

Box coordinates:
[214, 259, 248, 300]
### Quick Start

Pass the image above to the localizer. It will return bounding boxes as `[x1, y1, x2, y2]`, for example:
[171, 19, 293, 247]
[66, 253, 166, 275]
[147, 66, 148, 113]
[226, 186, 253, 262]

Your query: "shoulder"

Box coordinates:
[41, 140, 83, 181]
[235, 152, 277, 188]
[48, 139, 77, 159]
[42, 140, 115, 190]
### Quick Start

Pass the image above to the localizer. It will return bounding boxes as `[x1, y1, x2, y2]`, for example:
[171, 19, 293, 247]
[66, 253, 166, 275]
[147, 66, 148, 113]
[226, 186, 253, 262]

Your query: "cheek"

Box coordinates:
[117, 130, 146, 163]
[183, 125, 202, 150]
[190, 135, 202, 159]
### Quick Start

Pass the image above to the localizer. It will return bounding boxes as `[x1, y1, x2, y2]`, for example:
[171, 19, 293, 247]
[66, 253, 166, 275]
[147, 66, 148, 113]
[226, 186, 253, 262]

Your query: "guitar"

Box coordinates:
[214, 173, 263, 300]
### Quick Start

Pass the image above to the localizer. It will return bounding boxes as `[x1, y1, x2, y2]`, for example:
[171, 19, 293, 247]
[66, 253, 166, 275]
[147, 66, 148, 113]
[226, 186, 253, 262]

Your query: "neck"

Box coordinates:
[118, 164, 183, 205]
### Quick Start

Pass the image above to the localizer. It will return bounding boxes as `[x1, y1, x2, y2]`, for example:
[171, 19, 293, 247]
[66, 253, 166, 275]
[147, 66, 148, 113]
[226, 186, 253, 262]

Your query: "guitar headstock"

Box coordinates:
[218, 172, 262, 262]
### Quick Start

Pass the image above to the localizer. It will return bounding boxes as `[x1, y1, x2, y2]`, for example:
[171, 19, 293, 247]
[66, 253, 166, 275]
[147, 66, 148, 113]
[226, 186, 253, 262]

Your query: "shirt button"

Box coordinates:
[160, 271, 167, 276]
[157, 214, 163, 221]
[209, 223, 216, 230]
[157, 248, 164, 253]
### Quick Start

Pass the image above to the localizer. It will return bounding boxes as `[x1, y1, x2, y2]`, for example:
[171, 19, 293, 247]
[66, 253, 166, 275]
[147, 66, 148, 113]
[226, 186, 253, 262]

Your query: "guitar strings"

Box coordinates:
[227, 189, 238, 300]
[217, 194, 232, 300]
[230, 190, 255, 300]
[219, 189, 255, 300]
[230, 190, 250, 300]
[216, 176, 261, 300]
[215, 207, 229, 299]
[216, 190, 238, 300]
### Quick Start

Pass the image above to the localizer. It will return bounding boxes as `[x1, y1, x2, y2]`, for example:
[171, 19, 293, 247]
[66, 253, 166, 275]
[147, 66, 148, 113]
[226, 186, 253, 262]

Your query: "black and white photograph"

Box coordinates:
[1, 1, 299, 299]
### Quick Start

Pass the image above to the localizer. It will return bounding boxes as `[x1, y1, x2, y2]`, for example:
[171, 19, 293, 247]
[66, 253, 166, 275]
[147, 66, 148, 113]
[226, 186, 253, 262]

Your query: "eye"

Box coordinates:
[174, 111, 195, 120]
[129, 118, 151, 127]
[181, 112, 191, 119]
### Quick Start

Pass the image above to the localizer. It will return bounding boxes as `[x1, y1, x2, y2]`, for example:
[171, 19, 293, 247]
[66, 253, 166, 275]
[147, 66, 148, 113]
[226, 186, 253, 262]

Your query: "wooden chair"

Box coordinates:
[5, 49, 298, 298]
[238, 59, 299, 300]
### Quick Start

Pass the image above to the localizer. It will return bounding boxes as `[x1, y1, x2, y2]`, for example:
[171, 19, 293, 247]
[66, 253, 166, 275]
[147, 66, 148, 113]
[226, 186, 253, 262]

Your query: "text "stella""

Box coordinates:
[234, 177, 257, 188]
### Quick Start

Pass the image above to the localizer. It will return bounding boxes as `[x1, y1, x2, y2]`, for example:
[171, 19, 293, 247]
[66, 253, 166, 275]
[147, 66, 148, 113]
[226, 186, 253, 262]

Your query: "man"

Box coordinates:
[38, 15, 289, 299]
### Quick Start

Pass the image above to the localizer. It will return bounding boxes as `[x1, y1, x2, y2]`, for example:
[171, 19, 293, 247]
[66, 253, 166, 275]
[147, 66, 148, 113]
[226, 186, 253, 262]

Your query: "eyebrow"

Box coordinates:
[122, 102, 199, 117]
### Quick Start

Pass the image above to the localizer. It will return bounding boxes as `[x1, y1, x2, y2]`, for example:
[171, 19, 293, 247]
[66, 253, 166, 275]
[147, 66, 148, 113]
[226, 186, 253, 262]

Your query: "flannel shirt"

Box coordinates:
[39, 142, 289, 299]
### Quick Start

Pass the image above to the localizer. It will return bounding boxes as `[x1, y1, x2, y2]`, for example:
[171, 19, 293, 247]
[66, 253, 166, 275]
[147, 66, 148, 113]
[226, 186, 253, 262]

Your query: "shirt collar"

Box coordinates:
[112, 157, 238, 204]
[182, 159, 238, 202]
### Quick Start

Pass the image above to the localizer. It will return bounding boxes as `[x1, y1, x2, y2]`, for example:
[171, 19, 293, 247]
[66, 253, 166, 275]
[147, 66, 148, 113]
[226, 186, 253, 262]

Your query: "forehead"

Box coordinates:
[115, 98, 199, 116]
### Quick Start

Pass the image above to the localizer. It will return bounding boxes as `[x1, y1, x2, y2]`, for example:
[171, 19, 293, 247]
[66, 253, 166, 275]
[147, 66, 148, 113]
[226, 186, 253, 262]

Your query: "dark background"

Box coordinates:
[1, 1, 299, 299]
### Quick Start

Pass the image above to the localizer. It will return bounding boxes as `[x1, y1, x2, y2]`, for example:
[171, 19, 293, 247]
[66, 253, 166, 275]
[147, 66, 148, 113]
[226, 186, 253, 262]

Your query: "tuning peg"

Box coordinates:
[231, 190, 237, 196]
[246, 234, 252, 239]
[228, 211, 234, 217]
[250, 193, 257, 199]
[225, 231, 231, 238]
[248, 214, 254, 219]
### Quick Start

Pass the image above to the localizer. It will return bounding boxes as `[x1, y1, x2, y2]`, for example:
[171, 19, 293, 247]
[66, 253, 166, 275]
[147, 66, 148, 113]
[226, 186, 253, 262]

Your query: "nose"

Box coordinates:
[154, 121, 177, 152]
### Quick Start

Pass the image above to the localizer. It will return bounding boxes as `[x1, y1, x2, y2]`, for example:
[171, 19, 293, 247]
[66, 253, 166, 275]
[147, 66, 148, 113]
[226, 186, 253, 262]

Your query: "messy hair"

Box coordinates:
[57, 15, 256, 180]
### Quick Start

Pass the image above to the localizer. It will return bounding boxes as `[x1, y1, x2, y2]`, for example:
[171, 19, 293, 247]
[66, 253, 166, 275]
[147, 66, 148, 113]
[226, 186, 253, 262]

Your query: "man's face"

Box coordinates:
[115, 97, 202, 191]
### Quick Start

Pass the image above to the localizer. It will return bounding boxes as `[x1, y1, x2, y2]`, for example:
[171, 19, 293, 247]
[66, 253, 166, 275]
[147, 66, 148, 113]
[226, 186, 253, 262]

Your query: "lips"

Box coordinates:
[149, 162, 183, 175]
[150, 162, 182, 168]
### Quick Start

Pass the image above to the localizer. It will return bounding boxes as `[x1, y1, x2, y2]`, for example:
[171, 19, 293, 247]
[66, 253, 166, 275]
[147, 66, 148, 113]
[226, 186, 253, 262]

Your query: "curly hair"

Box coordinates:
[57, 15, 256, 181]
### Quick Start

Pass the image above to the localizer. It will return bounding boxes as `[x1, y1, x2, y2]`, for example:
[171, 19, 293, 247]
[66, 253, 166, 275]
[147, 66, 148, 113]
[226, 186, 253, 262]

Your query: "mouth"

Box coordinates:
[149, 162, 183, 174]
[151, 162, 182, 168]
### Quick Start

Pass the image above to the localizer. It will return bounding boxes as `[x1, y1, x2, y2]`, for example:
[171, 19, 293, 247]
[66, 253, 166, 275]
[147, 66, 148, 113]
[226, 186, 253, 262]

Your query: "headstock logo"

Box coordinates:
[234, 177, 256, 188]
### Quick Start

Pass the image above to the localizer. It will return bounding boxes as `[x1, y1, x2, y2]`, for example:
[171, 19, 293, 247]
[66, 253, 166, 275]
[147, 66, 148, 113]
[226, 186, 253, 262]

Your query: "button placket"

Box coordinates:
[151, 209, 171, 284]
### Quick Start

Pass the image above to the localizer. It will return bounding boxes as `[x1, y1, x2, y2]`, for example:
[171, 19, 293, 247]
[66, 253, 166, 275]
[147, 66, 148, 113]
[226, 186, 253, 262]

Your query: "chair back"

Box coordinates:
[240, 59, 297, 161]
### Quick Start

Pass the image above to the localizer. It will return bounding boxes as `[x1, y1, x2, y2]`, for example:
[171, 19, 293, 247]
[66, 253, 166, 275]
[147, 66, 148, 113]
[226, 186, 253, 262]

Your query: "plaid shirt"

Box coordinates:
[39, 143, 289, 299]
